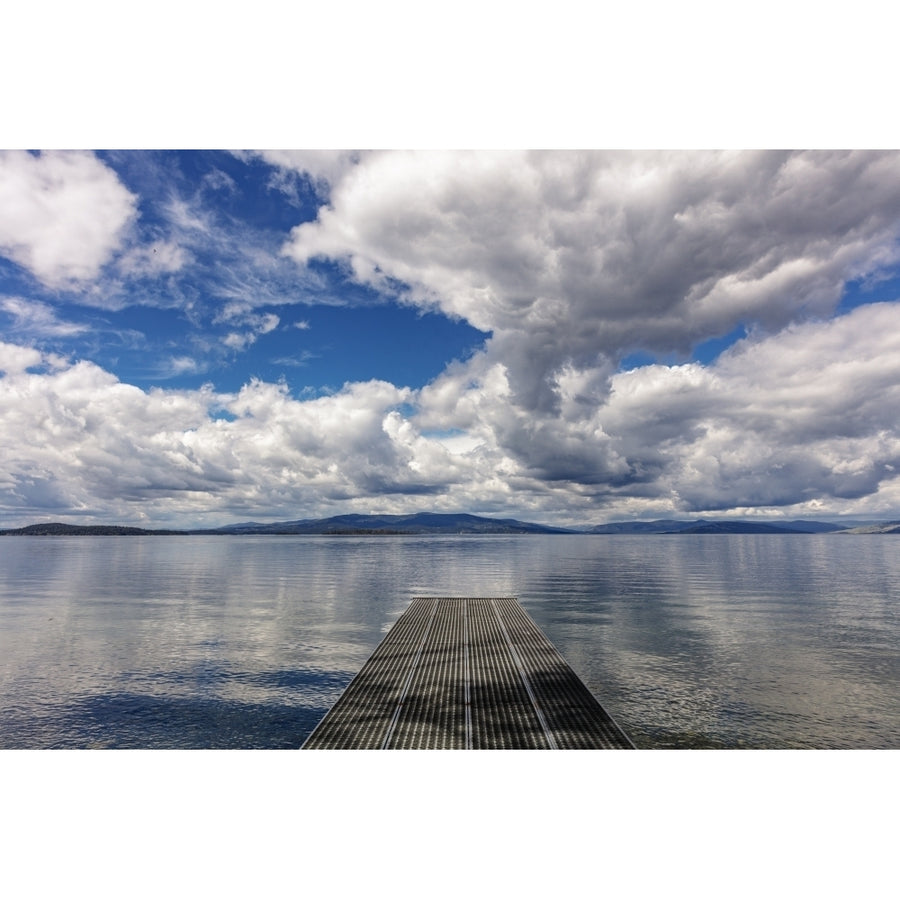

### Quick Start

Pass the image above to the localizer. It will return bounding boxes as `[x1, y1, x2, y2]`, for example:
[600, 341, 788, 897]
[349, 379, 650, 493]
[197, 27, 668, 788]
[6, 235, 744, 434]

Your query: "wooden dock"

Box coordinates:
[302, 596, 634, 749]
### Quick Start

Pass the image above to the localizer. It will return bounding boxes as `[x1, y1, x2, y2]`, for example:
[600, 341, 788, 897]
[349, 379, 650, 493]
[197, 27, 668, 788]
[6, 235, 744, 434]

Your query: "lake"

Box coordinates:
[1, 533, 898, 749]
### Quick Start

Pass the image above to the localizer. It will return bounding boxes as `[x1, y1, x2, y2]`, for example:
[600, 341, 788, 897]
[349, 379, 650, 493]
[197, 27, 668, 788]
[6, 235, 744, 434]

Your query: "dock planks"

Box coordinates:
[302, 596, 634, 749]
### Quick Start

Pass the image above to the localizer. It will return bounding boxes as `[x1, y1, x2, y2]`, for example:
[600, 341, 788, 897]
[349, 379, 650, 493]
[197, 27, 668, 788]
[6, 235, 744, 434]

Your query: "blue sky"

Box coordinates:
[4, 149, 900, 528]
[0, 151, 488, 396]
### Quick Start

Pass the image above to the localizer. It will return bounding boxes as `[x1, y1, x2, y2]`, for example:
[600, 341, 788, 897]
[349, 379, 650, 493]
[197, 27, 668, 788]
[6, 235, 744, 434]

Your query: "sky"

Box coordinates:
[3, 148, 900, 529]
[4, 12, 896, 883]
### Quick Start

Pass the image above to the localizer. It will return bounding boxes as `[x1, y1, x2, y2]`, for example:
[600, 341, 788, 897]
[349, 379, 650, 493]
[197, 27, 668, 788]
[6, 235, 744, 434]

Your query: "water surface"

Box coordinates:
[1, 534, 898, 749]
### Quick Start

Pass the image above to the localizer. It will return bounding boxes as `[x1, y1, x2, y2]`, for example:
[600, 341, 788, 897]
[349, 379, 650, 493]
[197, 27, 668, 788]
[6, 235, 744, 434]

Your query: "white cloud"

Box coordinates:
[410, 302, 900, 521]
[580, 303, 900, 516]
[0, 350, 434, 525]
[116, 240, 188, 278]
[254, 150, 367, 195]
[223, 332, 251, 351]
[0, 341, 43, 375]
[101, 163, 331, 319]
[272, 351, 317, 368]
[5, 151, 900, 527]
[165, 356, 202, 377]
[0, 150, 137, 288]
[221, 312, 280, 351]
[281, 150, 900, 413]
[1, 296, 89, 336]
[5, 302, 900, 528]
[201, 168, 237, 194]
[163, 195, 211, 233]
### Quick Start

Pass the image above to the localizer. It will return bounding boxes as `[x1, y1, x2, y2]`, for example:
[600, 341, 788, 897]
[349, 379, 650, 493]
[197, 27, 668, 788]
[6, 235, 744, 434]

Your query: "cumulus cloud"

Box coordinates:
[0, 341, 44, 376]
[164, 356, 202, 377]
[220, 311, 280, 351]
[3, 302, 900, 527]
[0, 150, 137, 288]
[413, 302, 900, 521]
[662, 303, 900, 512]
[282, 150, 900, 413]
[0, 349, 456, 525]
[5, 151, 900, 527]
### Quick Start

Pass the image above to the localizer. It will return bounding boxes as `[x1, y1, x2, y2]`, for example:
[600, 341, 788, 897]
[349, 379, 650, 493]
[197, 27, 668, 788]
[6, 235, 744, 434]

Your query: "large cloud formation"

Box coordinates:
[0, 150, 137, 288]
[283, 151, 900, 410]
[3, 150, 900, 527]
[3, 301, 900, 526]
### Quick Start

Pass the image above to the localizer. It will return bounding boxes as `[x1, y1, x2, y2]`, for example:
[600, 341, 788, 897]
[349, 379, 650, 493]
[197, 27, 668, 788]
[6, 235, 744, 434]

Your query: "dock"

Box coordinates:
[302, 596, 634, 749]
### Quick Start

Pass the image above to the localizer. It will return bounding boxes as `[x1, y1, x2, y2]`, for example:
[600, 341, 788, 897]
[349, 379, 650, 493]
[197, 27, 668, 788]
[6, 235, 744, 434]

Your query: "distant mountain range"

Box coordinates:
[0, 513, 574, 537]
[837, 521, 900, 534]
[2, 513, 899, 537]
[200, 512, 576, 535]
[584, 518, 850, 534]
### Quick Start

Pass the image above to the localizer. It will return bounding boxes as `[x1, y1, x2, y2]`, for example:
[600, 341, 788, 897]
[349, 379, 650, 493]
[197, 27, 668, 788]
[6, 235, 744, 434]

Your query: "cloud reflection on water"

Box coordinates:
[1, 534, 898, 748]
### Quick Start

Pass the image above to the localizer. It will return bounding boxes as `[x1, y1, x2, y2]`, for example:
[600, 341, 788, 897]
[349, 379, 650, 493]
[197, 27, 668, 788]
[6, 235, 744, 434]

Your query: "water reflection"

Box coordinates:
[519, 535, 900, 748]
[1, 534, 898, 748]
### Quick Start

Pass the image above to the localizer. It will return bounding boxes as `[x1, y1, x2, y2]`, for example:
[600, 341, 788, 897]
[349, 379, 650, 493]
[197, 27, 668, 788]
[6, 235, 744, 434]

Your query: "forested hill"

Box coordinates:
[0, 523, 187, 536]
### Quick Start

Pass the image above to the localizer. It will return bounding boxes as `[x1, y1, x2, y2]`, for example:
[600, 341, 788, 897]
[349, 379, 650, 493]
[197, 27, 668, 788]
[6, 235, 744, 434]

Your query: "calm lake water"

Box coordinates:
[1, 533, 898, 749]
